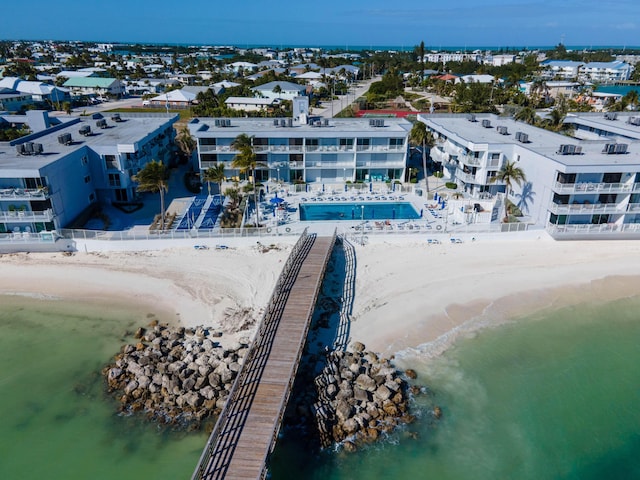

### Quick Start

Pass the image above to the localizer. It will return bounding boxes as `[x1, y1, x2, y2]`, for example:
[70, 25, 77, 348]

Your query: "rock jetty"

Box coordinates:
[102, 323, 248, 429]
[311, 342, 415, 451]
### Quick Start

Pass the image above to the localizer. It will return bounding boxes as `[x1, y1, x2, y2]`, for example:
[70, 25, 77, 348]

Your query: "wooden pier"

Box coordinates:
[192, 229, 336, 480]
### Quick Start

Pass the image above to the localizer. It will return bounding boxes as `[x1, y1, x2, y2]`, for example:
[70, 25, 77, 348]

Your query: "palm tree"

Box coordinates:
[491, 160, 526, 222]
[409, 121, 435, 194]
[231, 134, 266, 226]
[203, 163, 226, 196]
[175, 126, 196, 163]
[418, 41, 425, 89]
[132, 160, 169, 229]
[514, 106, 538, 125]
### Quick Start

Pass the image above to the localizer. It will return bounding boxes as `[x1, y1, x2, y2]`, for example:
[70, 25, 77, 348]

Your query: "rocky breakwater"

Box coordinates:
[312, 342, 416, 452]
[102, 323, 249, 429]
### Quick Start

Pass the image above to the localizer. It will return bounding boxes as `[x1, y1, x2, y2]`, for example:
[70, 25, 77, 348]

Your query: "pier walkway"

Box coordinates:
[192, 228, 336, 480]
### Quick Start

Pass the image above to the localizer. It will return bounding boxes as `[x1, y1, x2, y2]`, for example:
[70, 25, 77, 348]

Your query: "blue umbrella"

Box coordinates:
[369, 182, 373, 192]
[270, 197, 285, 205]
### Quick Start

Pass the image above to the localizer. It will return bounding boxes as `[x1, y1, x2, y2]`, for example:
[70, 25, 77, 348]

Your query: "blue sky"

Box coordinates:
[3, 0, 639, 48]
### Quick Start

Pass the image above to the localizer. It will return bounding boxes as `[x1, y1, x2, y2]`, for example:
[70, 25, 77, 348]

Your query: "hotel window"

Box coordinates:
[339, 138, 354, 147]
[115, 189, 128, 202]
[104, 155, 118, 169]
[108, 173, 121, 187]
[389, 138, 403, 148]
[81, 155, 88, 166]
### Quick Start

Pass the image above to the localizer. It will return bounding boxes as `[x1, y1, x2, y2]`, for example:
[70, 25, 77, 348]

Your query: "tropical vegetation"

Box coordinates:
[491, 161, 527, 222]
[132, 160, 169, 230]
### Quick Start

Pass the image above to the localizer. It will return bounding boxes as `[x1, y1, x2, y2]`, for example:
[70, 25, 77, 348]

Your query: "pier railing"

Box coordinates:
[192, 228, 336, 480]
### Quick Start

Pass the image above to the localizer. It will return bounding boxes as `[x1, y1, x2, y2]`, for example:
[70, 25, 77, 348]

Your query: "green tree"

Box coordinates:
[491, 160, 526, 222]
[203, 163, 226, 196]
[175, 126, 196, 162]
[231, 134, 266, 226]
[513, 106, 538, 125]
[132, 160, 169, 230]
[409, 121, 435, 194]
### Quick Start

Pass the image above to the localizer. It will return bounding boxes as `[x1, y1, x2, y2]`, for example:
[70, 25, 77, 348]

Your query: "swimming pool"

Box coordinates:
[299, 202, 420, 221]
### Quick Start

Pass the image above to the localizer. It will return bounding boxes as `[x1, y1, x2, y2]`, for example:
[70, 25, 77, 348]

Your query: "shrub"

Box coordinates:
[434, 171, 444, 178]
[445, 182, 458, 190]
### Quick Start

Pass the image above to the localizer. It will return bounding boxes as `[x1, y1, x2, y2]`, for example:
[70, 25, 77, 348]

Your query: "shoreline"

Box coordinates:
[2, 237, 640, 359]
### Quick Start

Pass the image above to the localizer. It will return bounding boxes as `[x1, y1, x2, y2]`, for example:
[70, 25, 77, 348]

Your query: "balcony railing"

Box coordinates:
[355, 145, 404, 152]
[0, 187, 49, 200]
[455, 170, 478, 184]
[459, 155, 482, 167]
[553, 181, 638, 194]
[355, 160, 405, 168]
[306, 160, 357, 168]
[306, 145, 354, 153]
[0, 208, 54, 222]
[547, 221, 640, 236]
[550, 202, 622, 215]
[627, 203, 640, 212]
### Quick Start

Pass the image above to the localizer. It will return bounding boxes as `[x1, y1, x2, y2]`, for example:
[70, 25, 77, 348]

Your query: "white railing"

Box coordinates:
[0, 209, 54, 222]
[549, 203, 622, 215]
[546, 222, 640, 236]
[455, 170, 477, 184]
[0, 188, 49, 200]
[305, 160, 356, 168]
[59, 226, 300, 242]
[355, 160, 405, 168]
[459, 155, 482, 167]
[553, 181, 638, 194]
[0, 231, 57, 244]
[627, 203, 640, 212]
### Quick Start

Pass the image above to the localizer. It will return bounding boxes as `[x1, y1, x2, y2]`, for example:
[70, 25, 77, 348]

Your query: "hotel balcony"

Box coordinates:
[355, 160, 405, 168]
[0, 187, 50, 201]
[355, 145, 405, 152]
[306, 160, 357, 168]
[549, 202, 622, 215]
[547, 221, 640, 236]
[455, 170, 479, 184]
[306, 145, 354, 153]
[553, 181, 639, 194]
[459, 155, 482, 167]
[0, 208, 54, 223]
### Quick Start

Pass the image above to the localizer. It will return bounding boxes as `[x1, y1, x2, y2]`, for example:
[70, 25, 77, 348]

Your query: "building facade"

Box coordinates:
[0, 112, 178, 239]
[190, 117, 411, 185]
[420, 113, 640, 238]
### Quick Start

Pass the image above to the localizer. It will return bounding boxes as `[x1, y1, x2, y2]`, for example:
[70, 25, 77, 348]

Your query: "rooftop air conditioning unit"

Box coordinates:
[273, 119, 279, 126]
[515, 131, 529, 143]
[33, 143, 43, 155]
[628, 116, 640, 126]
[467, 114, 477, 122]
[58, 133, 73, 145]
[615, 143, 628, 154]
[323, 118, 329, 126]
[24, 142, 34, 154]
[280, 119, 286, 127]
[111, 114, 122, 122]
[604, 112, 618, 121]
[79, 125, 91, 136]
[96, 119, 108, 129]
[481, 119, 492, 128]
[602, 143, 627, 154]
[497, 126, 509, 135]
[574, 145, 582, 154]
[369, 119, 376, 127]
[288, 118, 293, 127]
[215, 119, 221, 127]
[558, 144, 574, 155]
[16, 144, 26, 155]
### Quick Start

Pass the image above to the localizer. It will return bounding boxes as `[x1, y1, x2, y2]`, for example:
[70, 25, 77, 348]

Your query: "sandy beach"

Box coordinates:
[2, 234, 640, 356]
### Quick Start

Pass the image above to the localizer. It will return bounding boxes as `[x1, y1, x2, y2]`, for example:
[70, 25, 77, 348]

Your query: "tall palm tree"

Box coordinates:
[491, 160, 526, 222]
[175, 126, 196, 163]
[132, 160, 169, 230]
[418, 41, 425, 89]
[203, 163, 226, 196]
[231, 134, 266, 226]
[409, 121, 435, 194]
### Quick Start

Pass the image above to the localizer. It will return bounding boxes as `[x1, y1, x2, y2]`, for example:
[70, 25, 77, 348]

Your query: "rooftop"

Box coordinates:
[419, 113, 640, 169]
[190, 117, 412, 138]
[0, 112, 177, 173]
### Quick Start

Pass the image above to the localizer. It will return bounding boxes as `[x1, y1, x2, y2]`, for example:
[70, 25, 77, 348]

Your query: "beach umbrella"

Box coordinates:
[420, 209, 423, 217]
[322, 183, 325, 192]
[305, 183, 309, 192]
[344, 184, 348, 192]
[369, 182, 373, 192]
[270, 197, 285, 205]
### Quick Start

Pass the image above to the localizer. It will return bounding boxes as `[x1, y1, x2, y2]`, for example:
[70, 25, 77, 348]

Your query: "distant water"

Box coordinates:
[0, 296, 206, 480]
[270, 295, 640, 479]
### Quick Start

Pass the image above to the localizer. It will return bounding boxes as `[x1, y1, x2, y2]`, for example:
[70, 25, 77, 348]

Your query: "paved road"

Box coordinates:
[311, 76, 381, 118]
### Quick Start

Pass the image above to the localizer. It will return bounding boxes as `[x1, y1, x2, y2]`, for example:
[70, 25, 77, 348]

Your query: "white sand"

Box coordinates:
[2, 234, 640, 356]
[0, 244, 290, 346]
[349, 234, 640, 356]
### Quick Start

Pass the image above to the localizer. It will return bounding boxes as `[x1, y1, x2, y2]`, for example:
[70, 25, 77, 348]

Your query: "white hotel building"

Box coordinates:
[189, 116, 411, 185]
[0, 112, 177, 241]
[419, 112, 640, 239]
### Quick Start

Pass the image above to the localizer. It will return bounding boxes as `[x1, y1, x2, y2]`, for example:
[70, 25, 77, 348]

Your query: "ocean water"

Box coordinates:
[3, 294, 640, 480]
[0, 296, 206, 480]
[270, 295, 640, 480]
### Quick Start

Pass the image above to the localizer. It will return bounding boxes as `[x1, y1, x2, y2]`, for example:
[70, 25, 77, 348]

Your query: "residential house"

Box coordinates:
[63, 77, 125, 98]
[251, 81, 308, 100]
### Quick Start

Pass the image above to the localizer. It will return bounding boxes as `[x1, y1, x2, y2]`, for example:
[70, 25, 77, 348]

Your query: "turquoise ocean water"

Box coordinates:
[2, 294, 639, 479]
